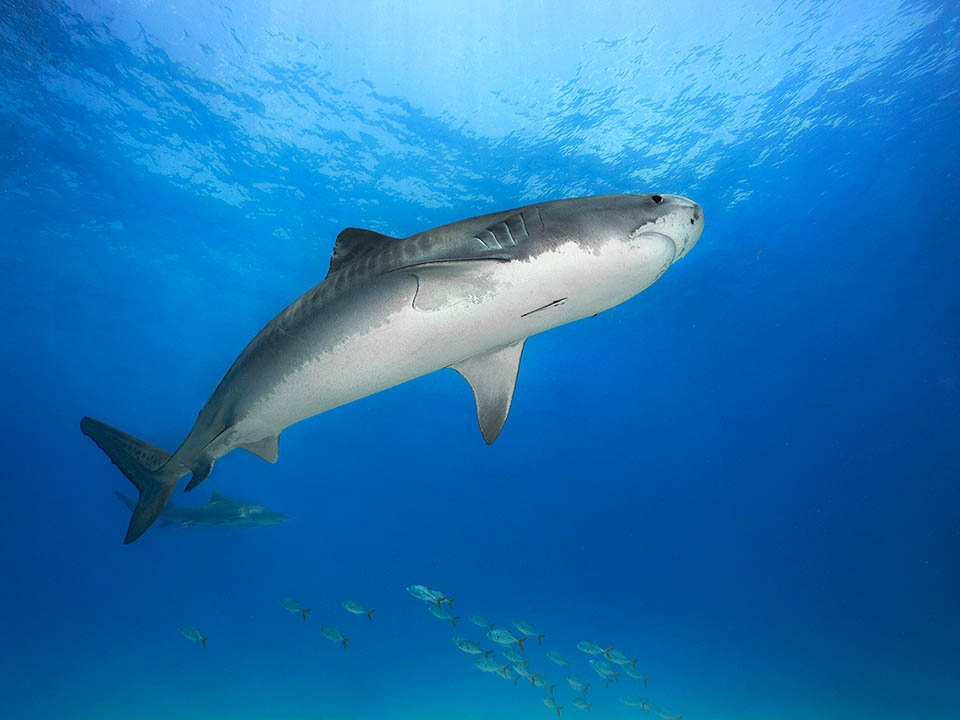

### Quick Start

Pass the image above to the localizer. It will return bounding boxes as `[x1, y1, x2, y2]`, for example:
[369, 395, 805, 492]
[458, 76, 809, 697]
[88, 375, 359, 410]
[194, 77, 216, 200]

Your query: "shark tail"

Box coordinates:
[366, 609, 375, 621]
[201, 636, 208, 649]
[81, 417, 179, 544]
[301, 609, 311, 620]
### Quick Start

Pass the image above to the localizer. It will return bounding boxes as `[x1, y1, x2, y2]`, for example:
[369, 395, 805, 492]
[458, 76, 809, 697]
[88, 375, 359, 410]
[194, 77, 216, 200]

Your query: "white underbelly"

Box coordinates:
[234, 239, 665, 444]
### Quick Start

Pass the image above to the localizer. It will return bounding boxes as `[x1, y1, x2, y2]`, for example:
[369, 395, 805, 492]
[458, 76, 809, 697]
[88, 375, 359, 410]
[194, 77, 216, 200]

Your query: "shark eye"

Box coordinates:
[651, 195, 663, 204]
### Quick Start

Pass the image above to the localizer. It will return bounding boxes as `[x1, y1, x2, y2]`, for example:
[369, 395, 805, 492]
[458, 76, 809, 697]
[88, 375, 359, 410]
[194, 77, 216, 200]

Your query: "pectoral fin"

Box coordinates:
[451, 340, 525, 445]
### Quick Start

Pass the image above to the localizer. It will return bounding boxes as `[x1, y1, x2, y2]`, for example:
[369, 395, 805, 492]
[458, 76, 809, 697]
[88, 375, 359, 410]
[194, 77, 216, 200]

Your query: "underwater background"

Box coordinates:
[1, 1, 958, 718]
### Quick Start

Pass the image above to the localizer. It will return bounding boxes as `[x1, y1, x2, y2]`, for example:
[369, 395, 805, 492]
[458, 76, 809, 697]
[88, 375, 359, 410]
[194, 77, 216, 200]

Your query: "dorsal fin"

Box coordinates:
[328, 227, 400, 275]
[209, 491, 229, 503]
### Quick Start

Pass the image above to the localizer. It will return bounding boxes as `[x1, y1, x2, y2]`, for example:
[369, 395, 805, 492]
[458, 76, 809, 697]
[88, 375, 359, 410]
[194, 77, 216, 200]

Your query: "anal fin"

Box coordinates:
[451, 340, 525, 445]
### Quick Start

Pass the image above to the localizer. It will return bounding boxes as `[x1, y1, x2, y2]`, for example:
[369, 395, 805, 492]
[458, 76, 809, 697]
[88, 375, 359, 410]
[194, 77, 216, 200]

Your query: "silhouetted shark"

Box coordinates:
[114, 490, 288, 529]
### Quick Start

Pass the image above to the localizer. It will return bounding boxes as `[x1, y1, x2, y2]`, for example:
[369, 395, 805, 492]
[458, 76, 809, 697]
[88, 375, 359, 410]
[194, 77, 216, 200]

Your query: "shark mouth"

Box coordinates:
[633, 230, 681, 260]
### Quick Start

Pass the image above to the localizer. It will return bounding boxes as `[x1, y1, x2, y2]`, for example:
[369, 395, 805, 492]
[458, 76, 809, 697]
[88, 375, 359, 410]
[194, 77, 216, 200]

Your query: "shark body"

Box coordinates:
[114, 490, 288, 529]
[82, 193, 704, 543]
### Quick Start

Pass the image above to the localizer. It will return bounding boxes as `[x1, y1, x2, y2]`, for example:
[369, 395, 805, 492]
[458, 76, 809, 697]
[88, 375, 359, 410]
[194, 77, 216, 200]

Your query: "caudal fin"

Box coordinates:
[367, 609, 375, 621]
[201, 636, 208, 649]
[81, 417, 177, 543]
[301, 609, 312, 620]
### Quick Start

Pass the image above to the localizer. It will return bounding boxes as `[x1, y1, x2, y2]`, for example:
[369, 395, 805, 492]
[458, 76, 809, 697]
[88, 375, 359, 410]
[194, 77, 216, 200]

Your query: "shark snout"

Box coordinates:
[674, 197, 704, 259]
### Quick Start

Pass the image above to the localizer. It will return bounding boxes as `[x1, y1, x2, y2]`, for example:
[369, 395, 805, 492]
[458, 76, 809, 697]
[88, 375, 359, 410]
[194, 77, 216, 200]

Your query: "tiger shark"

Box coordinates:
[114, 490, 289, 529]
[82, 193, 703, 543]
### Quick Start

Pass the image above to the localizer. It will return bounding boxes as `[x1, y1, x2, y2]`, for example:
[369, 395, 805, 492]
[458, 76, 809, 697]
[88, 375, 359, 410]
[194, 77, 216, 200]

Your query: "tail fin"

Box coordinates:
[367, 609, 375, 621]
[556, 707, 563, 718]
[342, 637, 349, 649]
[517, 636, 526, 652]
[301, 609, 311, 620]
[201, 636, 208, 649]
[450, 616, 459, 627]
[81, 417, 177, 544]
[537, 633, 545, 645]
[586, 703, 591, 712]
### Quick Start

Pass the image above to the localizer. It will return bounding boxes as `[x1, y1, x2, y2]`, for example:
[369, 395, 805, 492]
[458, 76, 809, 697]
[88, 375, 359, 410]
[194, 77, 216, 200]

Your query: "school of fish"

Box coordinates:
[179, 582, 683, 717]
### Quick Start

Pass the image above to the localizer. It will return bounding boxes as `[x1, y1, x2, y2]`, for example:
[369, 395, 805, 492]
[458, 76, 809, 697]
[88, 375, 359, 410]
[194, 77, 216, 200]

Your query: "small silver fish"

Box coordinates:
[532, 674, 555, 693]
[280, 596, 311, 620]
[605, 647, 632, 666]
[622, 664, 649, 684]
[453, 637, 489, 655]
[405, 584, 452, 609]
[474, 655, 506, 674]
[320, 626, 348, 648]
[179, 626, 207, 648]
[513, 619, 545, 644]
[547, 650, 569, 665]
[652, 706, 681, 719]
[576, 640, 603, 655]
[487, 628, 525, 650]
[588, 658, 618, 681]
[571, 698, 591, 711]
[469, 614, 495, 629]
[502, 646, 524, 664]
[341, 600, 375, 620]
[427, 604, 459, 626]
[512, 661, 532, 678]
[620, 695, 649, 709]
[566, 674, 589, 693]
[541, 696, 563, 717]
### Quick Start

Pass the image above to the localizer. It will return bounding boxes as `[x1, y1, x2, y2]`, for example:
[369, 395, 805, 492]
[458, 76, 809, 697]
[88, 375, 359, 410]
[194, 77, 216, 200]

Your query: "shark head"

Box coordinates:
[537, 193, 703, 263]
[236, 503, 289, 526]
[500, 193, 703, 323]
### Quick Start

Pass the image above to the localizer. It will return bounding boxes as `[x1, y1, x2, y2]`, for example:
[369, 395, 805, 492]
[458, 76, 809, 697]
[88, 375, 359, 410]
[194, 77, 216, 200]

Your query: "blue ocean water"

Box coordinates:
[1, 1, 958, 718]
